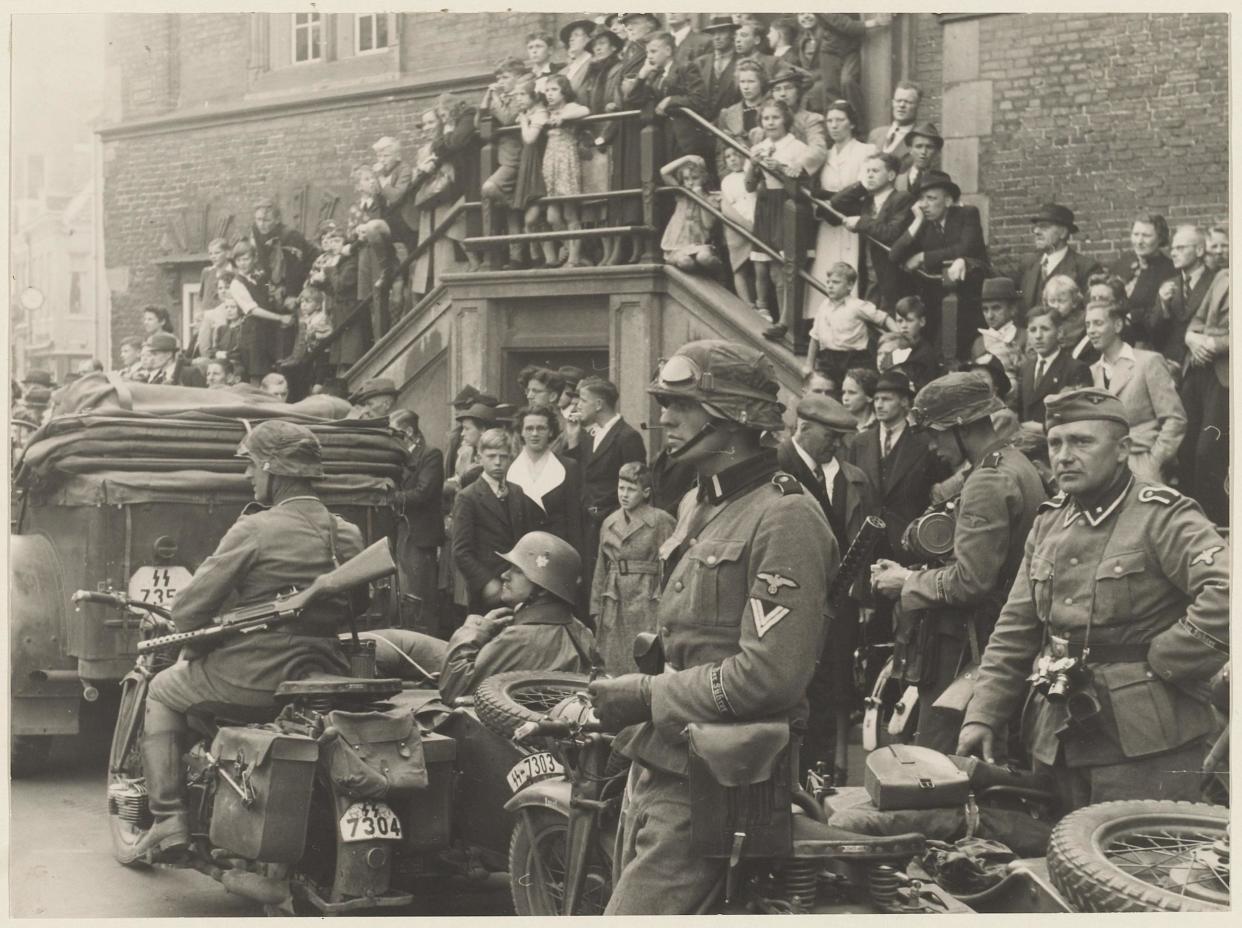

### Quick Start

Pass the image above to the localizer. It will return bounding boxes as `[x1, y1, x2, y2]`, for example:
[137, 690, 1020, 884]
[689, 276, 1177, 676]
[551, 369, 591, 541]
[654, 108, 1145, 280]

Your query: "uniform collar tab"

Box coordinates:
[698, 449, 779, 504]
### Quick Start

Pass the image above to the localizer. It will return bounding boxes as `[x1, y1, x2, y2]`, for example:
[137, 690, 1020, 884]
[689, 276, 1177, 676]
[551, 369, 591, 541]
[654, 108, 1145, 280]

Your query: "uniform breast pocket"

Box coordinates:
[684, 540, 747, 626]
[1028, 555, 1054, 619]
[1093, 551, 1144, 621]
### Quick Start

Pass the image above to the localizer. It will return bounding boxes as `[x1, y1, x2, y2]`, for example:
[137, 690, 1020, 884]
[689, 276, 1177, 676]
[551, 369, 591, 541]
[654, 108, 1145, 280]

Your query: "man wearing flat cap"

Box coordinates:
[779, 393, 878, 784]
[871, 371, 1046, 753]
[348, 376, 399, 420]
[141, 332, 206, 387]
[895, 121, 942, 195]
[1016, 203, 1102, 313]
[132, 419, 367, 863]
[959, 388, 1229, 812]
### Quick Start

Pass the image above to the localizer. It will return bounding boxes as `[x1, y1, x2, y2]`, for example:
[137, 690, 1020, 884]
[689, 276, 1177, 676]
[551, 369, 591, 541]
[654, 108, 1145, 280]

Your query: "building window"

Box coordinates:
[292, 13, 323, 64]
[356, 13, 389, 54]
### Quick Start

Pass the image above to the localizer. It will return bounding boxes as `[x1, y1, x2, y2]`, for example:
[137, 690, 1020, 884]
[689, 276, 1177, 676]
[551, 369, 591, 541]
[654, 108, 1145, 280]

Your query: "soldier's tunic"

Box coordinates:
[148, 498, 363, 713]
[964, 477, 1229, 809]
[897, 441, 1046, 751]
[606, 450, 838, 915]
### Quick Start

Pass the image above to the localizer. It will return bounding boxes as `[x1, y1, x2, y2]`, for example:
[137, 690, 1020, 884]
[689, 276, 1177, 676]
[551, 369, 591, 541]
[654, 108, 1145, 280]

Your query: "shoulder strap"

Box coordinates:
[563, 621, 603, 675]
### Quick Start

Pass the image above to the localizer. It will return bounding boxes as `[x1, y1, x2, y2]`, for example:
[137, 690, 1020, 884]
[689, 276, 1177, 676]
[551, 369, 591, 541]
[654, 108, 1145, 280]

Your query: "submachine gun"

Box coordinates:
[126, 539, 396, 654]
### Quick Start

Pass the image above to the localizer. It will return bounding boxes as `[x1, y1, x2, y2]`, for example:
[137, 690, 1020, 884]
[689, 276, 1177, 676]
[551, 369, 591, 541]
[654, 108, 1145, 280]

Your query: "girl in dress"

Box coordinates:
[745, 98, 811, 332]
[806, 99, 877, 318]
[658, 155, 721, 273]
[541, 74, 592, 268]
[719, 146, 758, 308]
[512, 81, 558, 268]
[589, 462, 676, 676]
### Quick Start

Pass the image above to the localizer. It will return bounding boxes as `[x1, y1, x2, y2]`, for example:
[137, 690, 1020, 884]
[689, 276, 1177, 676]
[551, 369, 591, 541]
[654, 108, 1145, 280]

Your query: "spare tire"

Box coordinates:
[473, 671, 591, 739]
[1047, 800, 1229, 912]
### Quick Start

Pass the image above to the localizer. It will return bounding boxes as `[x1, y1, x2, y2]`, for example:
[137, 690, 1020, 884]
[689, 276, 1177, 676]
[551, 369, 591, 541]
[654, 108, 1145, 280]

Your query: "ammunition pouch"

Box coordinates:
[687, 720, 793, 858]
[320, 707, 428, 800]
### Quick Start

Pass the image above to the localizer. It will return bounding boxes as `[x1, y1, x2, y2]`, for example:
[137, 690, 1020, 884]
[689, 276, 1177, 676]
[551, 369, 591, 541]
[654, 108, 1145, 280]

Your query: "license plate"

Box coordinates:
[506, 751, 565, 793]
[339, 801, 403, 843]
[127, 565, 193, 612]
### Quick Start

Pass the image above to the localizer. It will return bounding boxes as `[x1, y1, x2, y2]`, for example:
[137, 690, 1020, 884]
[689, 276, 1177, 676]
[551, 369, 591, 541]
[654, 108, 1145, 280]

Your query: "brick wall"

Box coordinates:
[178, 13, 250, 108]
[918, 12, 1228, 277]
[911, 13, 944, 127]
[107, 14, 178, 121]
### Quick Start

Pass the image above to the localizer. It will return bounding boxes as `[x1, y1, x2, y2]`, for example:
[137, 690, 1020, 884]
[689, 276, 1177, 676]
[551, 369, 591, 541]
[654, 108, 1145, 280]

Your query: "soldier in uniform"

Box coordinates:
[132, 420, 367, 862]
[871, 370, 1046, 753]
[958, 388, 1229, 811]
[368, 531, 598, 704]
[588, 340, 838, 915]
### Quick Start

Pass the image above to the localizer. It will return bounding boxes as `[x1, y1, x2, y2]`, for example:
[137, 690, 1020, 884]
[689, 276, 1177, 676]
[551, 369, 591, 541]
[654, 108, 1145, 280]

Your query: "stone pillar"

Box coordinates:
[940, 18, 992, 236]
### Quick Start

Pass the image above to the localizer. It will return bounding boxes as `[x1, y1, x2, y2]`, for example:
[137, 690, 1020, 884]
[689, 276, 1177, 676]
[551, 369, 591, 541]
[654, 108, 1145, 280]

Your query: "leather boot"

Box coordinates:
[133, 732, 190, 862]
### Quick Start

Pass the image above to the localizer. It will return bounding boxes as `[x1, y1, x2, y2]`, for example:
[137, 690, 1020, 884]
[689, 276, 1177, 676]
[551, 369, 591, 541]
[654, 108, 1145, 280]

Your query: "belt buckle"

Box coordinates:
[617, 560, 630, 576]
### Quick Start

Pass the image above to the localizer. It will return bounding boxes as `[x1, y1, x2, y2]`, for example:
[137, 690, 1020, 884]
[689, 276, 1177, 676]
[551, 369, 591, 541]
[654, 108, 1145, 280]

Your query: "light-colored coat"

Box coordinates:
[589, 503, 677, 676]
[1091, 345, 1187, 481]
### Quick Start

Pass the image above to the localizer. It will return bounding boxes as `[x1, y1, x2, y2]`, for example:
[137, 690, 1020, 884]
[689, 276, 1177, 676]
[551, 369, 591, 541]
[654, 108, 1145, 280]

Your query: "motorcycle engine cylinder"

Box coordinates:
[108, 780, 153, 828]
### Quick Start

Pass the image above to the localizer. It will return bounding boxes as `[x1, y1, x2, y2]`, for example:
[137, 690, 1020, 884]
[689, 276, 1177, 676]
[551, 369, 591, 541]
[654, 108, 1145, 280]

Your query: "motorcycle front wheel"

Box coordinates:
[106, 671, 152, 867]
[1047, 800, 1229, 912]
[508, 808, 613, 916]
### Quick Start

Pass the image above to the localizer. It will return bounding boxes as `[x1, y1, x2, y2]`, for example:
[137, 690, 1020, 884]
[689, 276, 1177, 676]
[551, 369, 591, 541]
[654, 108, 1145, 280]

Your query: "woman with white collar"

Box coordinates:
[506, 404, 585, 556]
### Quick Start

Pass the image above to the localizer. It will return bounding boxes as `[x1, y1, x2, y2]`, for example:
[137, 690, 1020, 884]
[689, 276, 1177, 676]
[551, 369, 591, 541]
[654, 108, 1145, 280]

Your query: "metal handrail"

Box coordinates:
[670, 184, 833, 306]
[671, 104, 941, 282]
[307, 200, 474, 358]
[489, 108, 643, 135]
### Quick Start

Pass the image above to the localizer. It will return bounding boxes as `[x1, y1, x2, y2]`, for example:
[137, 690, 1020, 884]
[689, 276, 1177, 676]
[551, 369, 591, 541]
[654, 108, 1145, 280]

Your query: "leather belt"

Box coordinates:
[615, 559, 659, 576]
[1047, 634, 1149, 664]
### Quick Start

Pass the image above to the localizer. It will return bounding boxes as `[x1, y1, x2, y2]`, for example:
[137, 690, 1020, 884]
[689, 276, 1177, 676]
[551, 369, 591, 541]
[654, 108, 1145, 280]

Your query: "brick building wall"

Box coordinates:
[101, 12, 1229, 358]
[102, 11, 558, 357]
[979, 12, 1228, 273]
[913, 12, 1228, 278]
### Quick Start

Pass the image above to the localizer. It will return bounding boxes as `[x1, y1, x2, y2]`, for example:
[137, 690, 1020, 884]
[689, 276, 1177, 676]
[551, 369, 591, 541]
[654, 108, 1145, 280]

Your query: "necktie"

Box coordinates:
[821, 468, 834, 504]
[714, 55, 726, 77]
[1102, 368, 1111, 390]
[495, 480, 508, 500]
[1034, 357, 1046, 386]
[1041, 254, 1052, 279]
[882, 428, 893, 459]
[935, 220, 945, 237]
[885, 125, 899, 150]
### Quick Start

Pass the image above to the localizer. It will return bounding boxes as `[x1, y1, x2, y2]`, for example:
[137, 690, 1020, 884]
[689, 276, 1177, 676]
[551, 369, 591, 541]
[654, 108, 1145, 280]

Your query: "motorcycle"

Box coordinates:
[87, 585, 533, 915]
[476, 670, 975, 916]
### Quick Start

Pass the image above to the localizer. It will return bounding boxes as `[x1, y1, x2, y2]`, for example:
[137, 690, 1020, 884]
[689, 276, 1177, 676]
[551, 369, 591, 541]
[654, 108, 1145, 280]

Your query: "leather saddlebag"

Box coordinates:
[687, 720, 793, 858]
[865, 744, 971, 810]
[209, 726, 319, 862]
[321, 707, 429, 800]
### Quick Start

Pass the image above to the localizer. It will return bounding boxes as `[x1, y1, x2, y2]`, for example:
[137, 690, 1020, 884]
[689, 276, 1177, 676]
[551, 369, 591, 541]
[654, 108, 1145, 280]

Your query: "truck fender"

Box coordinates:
[503, 777, 573, 817]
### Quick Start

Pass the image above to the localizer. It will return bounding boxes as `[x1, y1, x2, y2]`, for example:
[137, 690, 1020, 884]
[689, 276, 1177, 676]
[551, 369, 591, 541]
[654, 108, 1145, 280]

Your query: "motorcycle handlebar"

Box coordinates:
[72, 589, 173, 620]
[513, 718, 607, 741]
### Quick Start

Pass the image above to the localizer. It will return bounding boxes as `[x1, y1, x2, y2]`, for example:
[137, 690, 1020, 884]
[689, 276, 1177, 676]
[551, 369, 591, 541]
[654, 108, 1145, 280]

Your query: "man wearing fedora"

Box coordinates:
[692, 16, 740, 121]
[141, 333, 206, 387]
[867, 81, 923, 171]
[971, 277, 1028, 387]
[349, 377, 399, 420]
[1016, 203, 1102, 313]
[890, 170, 992, 361]
[895, 122, 942, 194]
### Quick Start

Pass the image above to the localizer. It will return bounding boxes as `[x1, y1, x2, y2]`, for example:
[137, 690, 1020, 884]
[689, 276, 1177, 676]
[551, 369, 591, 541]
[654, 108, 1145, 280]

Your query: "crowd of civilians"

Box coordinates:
[12, 14, 1231, 678]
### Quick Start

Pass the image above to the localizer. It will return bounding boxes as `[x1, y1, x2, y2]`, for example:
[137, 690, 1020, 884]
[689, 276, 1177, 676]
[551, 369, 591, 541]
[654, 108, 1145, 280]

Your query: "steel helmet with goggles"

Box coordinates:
[647, 340, 785, 431]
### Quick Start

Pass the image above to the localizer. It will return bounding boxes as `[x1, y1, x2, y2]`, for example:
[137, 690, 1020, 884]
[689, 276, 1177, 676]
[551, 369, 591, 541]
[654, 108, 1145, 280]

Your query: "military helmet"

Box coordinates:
[910, 370, 1004, 431]
[497, 531, 581, 605]
[647, 339, 785, 431]
[236, 419, 325, 478]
